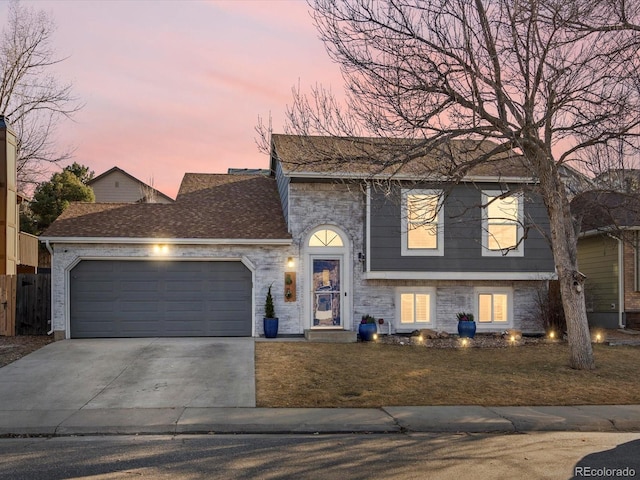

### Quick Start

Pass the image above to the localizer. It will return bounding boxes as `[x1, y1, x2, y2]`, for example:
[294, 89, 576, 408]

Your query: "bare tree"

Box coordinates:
[0, 0, 82, 189]
[139, 176, 158, 204]
[275, 0, 640, 369]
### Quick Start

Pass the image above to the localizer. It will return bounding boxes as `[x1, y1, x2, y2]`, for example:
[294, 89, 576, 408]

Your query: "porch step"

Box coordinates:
[304, 329, 357, 343]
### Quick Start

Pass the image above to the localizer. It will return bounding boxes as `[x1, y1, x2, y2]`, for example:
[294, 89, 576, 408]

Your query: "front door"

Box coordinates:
[311, 256, 342, 328]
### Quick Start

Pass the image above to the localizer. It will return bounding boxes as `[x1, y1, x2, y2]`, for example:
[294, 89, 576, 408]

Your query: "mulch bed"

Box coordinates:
[374, 328, 639, 348]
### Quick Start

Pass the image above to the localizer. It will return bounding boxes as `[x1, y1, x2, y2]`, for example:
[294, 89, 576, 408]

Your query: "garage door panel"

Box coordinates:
[119, 281, 160, 293]
[119, 303, 160, 314]
[164, 287, 207, 299]
[70, 260, 252, 338]
[164, 304, 206, 315]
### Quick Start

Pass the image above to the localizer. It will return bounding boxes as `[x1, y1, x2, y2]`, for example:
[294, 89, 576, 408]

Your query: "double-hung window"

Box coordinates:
[482, 191, 523, 256]
[397, 288, 436, 328]
[475, 287, 513, 327]
[401, 189, 444, 256]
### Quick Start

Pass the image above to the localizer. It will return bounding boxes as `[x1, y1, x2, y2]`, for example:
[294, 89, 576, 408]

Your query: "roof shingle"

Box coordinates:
[572, 190, 640, 232]
[271, 134, 532, 179]
[42, 174, 291, 240]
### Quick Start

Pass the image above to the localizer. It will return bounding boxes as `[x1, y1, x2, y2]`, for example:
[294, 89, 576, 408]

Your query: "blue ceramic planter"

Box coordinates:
[457, 321, 476, 339]
[263, 317, 279, 338]
[359, 323, 377, 341]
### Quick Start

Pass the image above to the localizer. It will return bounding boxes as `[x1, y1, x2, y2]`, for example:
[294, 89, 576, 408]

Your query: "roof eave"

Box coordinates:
[283, 170, 537, 183]
[39, 236, 293, 246]
[579, 226, 640, 237]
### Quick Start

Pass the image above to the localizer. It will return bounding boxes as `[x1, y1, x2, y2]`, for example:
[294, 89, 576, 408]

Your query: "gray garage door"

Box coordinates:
[70, 260, 252, 338]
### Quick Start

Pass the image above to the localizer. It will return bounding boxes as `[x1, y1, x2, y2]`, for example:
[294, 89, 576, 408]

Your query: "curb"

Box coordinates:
[1, 406, 639, 437]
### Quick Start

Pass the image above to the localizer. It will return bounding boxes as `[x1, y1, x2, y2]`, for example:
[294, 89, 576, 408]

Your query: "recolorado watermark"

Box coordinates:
[574, 466, 636, 477]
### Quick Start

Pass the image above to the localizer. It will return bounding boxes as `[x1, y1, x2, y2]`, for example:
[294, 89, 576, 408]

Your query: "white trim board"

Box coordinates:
[364, 271, 556, 281]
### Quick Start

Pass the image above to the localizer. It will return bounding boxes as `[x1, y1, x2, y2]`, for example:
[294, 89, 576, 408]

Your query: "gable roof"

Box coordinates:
[87, 166, 175, 203]
[270, 134, 534, 180]
[42, 174, 291, 242]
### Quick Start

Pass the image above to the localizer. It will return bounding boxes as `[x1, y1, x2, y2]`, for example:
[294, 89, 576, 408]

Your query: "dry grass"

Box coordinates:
[255, 342, 640, 407]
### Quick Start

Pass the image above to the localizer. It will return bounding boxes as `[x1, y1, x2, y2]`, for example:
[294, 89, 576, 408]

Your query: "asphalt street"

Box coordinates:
[0, 432, 638, 480]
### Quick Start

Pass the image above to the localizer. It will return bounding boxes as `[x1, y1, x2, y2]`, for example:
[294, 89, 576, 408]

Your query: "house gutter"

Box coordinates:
[45, 240, 55, 335]
[39, 237, 293, 246]
[618, 237, 625, 329]
[285, 171, 537, 184]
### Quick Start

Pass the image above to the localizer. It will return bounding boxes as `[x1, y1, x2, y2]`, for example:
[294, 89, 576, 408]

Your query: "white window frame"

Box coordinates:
[401, 189, 444, 256]
[395, 287, 437, 330]
[482, 191, 524, 257]
[308, 228, 344, 247]
[474, 286, 514, 328]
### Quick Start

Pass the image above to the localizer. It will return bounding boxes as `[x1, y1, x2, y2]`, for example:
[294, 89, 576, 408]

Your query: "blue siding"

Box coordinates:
[369, 183, 554, 273]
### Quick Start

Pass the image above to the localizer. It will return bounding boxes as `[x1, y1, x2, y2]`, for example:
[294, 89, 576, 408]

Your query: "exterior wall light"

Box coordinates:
[153, 244, 169, 255]
[287, 257, 295, 268]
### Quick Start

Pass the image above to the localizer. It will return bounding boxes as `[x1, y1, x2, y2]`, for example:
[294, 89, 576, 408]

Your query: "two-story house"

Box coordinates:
[271, 135, 555, 335]
[41, 134, 555, 340]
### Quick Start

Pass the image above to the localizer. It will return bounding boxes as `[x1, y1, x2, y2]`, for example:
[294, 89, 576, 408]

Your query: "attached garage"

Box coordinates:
[69, 260, 253, 338]
[42, 173, 293, 339]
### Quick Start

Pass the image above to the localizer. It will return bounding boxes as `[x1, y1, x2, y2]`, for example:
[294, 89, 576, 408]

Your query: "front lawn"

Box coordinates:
[255, 342, 640, 407]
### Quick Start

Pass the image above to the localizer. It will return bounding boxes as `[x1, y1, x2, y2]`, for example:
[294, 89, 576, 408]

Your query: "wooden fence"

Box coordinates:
[0, 274, 51, 336]
[0, 275, 16, 336]
[18, 232, 39, 269]
[16, 274, 51, 335]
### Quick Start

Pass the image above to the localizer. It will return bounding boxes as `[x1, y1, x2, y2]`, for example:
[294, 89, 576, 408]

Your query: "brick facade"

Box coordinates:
[50, 242, 297, 339]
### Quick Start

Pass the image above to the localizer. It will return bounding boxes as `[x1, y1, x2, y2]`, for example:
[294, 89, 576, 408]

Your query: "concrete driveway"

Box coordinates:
[0, 338, 256, 410]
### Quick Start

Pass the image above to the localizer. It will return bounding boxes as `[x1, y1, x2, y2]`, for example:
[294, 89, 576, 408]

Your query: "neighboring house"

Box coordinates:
[572, 190, 640, 330]
[0, 116, 40, 336]
[41, 134, 556, 340]
[595, 169, 640, 193]
[0, 117, 38, 276]
[558, 164, 595, 200]
[87, 166, 174, 204]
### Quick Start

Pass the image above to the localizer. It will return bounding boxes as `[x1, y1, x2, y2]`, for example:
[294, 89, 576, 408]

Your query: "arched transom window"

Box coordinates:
[308, 228, 344, 247]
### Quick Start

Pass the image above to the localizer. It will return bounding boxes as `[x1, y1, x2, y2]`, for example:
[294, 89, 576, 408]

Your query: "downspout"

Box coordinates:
[45, 240, 55, 335]
[618, 237, 625, 329]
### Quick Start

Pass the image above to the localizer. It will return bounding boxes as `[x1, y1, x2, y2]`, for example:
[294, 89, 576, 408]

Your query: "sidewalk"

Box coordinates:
[1, 405, 639, 436]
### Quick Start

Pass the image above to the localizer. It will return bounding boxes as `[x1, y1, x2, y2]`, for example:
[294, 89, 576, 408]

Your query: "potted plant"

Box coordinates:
[359, 314, 377, 341]
[457, 312, 476, 339]
[263, 284, 278, 338]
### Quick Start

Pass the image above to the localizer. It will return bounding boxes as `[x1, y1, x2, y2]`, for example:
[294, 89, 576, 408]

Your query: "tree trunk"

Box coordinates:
[538, 159, 595, 370]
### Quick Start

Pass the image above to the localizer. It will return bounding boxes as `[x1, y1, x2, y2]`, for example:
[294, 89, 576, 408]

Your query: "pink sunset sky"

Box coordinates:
[0, 0, 343, 198]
